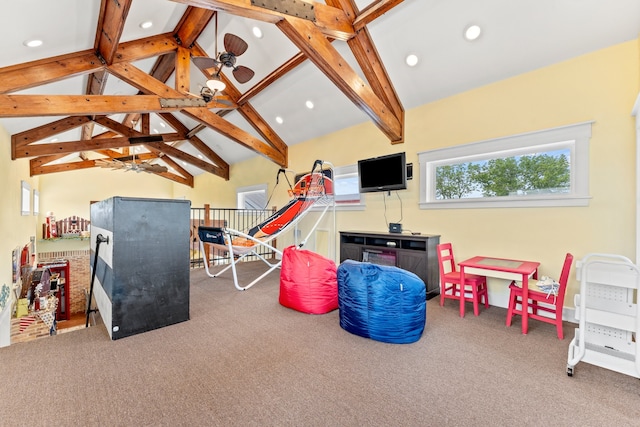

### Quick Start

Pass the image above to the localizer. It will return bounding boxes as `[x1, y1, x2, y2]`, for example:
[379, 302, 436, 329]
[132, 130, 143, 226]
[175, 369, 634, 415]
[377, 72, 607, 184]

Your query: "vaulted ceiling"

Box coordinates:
[0, 0, 406, 187]
[1, 1, 639, 187]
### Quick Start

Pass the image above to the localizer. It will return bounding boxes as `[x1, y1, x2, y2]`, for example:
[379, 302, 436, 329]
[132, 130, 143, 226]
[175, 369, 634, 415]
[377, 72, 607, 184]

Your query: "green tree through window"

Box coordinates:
[435, 151, 570, 199]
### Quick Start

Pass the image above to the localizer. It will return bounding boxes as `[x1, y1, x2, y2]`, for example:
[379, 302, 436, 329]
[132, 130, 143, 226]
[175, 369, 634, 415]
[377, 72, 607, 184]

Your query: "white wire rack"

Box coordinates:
[567, 253, 640, 378]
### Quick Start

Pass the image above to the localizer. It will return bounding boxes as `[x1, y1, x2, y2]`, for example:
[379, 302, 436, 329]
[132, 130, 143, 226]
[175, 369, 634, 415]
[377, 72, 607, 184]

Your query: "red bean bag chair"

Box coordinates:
[279, 245, 338, 314]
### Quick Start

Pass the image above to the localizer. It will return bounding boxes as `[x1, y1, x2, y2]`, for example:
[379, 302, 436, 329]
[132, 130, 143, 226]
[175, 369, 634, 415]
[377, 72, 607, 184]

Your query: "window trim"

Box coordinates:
[236, 183, 268, 210]
[331, 164, 366, 211]
[419, 121, 593, 209]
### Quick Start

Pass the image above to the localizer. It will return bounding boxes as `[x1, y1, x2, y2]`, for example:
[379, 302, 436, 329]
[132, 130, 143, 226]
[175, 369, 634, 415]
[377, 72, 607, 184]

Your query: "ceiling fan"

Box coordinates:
[193, 34, 255, 85]
[192, 15, 255, 102]
[96, 154, 168, 174]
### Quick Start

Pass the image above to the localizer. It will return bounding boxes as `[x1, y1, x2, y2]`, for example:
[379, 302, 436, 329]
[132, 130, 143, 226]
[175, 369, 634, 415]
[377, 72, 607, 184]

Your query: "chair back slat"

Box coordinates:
[437, 242, 457, 276]
[554, 253, 574, 310]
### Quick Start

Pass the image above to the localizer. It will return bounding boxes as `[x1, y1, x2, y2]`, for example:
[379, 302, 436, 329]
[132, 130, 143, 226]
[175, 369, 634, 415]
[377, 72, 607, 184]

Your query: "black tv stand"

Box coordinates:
[339, 230, 440, 300]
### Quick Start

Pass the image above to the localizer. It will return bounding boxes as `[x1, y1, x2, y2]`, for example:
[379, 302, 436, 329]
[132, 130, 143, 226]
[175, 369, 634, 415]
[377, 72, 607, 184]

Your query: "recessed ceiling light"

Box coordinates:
[50, 138, 58, 143]
[275, 116, 283, 124]
[197, 154, 203, 159]
[464, 24, 482, 41]
[153, 128, 159, 134]
[305, 100, 314, 109]
[405, 54, 419, 67]
[159, 122, 166, 128]
[140, 21, 153, 30]
[252, 26, 263, 39]
[24, 39, 43, 48]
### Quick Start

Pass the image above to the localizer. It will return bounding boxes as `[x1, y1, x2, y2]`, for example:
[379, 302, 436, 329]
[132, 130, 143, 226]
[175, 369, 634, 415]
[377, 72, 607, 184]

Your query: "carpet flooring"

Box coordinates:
[1, 262, 639, 426]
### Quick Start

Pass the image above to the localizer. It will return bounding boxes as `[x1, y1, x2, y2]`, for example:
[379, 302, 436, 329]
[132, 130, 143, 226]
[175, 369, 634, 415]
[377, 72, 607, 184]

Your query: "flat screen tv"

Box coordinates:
[358, 152, 407, 193]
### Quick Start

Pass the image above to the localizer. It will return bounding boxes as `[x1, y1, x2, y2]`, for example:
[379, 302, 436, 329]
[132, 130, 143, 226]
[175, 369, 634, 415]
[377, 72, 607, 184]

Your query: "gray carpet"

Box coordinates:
[1, 262, 639, 426]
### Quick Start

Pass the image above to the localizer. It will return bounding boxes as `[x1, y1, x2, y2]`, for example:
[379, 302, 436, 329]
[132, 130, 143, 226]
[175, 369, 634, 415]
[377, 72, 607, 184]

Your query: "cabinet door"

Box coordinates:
[398, 251, 427, 283]
[398, 249, 439, 296]
[340, 244, 362, 263]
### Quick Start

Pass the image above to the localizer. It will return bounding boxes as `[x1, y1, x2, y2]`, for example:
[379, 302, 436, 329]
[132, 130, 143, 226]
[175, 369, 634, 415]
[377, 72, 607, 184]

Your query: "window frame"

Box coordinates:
[331, 164, 366, 211]
[20, 181, 31, 216]
[418, 121, 593, 209]
[236, 184, 268, 210]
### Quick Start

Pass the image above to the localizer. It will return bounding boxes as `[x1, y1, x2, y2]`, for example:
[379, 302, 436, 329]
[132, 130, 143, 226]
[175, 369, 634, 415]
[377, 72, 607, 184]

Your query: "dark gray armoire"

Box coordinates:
[90, 197, 190, 340]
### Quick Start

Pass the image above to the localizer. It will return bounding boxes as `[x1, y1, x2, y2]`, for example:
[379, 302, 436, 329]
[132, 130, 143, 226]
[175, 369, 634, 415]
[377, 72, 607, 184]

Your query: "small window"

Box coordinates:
[21, 181, 31, 216]
[419, 122, 592, 209]
[237, 184, 267, 209]
[333, 164, 365, 210]
[33, 190, 39, 216]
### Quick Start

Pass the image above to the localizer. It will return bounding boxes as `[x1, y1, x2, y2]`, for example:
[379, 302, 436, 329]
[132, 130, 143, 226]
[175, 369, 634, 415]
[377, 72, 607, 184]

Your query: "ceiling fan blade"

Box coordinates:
[148, 165, 169, 173]
[140, 163, 169, 173]
[233, 66, 255, 84]
[192, 56, 220, 70]
[224, 33, 248, 57]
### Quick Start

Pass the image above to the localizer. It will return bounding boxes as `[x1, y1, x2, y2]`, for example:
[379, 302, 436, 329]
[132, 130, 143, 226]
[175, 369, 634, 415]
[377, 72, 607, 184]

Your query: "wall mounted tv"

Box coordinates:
[358, 152, 407, 193]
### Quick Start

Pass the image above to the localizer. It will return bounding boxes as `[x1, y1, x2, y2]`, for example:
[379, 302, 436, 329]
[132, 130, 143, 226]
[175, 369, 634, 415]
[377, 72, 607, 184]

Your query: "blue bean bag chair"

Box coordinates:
[337, 260, 426, 344]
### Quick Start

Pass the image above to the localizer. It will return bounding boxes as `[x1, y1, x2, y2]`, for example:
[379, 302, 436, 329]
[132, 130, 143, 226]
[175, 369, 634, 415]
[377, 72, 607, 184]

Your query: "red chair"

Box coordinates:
[436, 243, 489, 316]
[506, 253, 573, 339]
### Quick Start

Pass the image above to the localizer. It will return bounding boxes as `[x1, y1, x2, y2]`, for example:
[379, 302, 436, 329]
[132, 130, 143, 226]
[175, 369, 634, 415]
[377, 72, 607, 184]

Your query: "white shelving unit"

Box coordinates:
[567, 253, 640, 378]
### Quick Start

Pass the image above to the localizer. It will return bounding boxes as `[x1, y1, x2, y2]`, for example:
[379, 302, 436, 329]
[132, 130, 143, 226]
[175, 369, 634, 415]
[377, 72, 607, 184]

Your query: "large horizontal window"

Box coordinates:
[419, 122, 593, 209]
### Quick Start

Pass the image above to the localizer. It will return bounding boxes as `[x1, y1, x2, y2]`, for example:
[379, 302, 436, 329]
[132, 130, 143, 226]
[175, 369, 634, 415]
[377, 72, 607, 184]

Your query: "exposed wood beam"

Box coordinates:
[14, 133, 184, 159]
[0, 95, 204, 117]
[174, 7, 216, 48]
[31, 158, 192, 187]
[189, 42, 287, 166]
[0, 34, 181, 95]
[83, 0, 133, 148]
[93, 116, 147, 137]
[0, 51, 104, 94]
[182, 106, 286, 166]
[171, 0, 354, 40]
[12, 117, 93, 148]
[175, 46, 192, 95]
[237, 52, 306, 104]
[108, 61, 286, 165]
[314, 0, 404, 141]
[3, 1, 407, 185]
[154, 169, 195, 187]
[30, 154, 73, 171]
[144, 141, 225, 175]
[158, 112, 229, 179]
[113, 33, 182, 63]
[237, 103, 288, 156]
[348, 27, 404, 135]
[95, 0, 133, 64]
[31, 160, 99, 176]
[155, 154, 193, 181]
[277, 16, 402, 143]
[354, 0, 405, 31]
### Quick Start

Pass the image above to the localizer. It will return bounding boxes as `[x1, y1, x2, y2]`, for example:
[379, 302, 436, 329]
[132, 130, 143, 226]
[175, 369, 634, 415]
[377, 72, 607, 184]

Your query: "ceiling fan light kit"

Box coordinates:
[206, 77, 226, 93]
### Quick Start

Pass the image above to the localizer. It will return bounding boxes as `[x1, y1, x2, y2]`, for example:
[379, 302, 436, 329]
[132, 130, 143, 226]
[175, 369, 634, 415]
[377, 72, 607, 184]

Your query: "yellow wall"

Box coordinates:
[36, 168, 175, 253]
[0, 127, 39, 288]
[37, 167, 174, 223]
[1, 39, 638, 311]
[191, 40, 640, 307]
